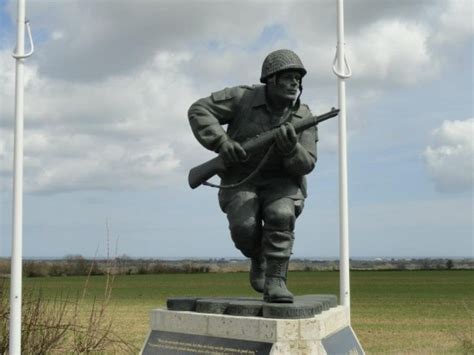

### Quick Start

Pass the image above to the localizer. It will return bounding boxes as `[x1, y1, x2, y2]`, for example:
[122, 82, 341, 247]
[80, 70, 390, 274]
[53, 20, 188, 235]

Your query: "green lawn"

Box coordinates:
[17, 270, 474, 353]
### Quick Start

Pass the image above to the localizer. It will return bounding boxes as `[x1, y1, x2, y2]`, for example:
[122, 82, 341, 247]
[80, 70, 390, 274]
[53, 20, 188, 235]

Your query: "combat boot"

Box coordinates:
[249, 256, 266, 293]
[263, 257, 293, 303]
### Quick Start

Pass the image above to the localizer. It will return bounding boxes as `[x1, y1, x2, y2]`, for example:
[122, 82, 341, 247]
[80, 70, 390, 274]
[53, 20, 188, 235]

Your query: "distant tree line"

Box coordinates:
[0, 256, 471, 278]
[0, 255, 212, 277]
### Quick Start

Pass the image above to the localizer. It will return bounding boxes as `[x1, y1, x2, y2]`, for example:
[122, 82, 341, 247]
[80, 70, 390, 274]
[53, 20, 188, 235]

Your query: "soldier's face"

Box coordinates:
[270, 71, 301, 102]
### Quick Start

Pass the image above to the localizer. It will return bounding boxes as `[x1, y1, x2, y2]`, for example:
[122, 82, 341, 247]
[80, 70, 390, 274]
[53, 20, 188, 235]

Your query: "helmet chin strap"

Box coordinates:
[295, 81, 303, 108]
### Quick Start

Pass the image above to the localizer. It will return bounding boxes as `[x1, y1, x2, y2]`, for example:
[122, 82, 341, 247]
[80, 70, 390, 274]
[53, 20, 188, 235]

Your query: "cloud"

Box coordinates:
[436, 0, 474, 43]
[0, 49, 203, 193]
[424, 119, 474, 193]
[1, 0, 471, 194]
[5, 0, 450, 87]
[12, 0, 284, 82]
[348, 20, 438, 85]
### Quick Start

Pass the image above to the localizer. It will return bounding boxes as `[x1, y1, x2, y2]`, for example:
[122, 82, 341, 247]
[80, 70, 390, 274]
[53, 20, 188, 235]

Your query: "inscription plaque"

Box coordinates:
[142, 330, 272, 355]
[322, 326, 364, 354]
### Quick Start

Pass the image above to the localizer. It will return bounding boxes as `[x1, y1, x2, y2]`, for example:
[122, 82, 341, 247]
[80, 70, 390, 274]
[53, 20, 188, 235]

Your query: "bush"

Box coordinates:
[23, 262, 49, 278]
[0, 260, 10, 276]
[0, 273, 137, 353]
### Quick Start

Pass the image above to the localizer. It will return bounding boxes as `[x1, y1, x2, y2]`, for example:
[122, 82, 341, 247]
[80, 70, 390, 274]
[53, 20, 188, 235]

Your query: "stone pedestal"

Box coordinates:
[141, 302, 364, 354]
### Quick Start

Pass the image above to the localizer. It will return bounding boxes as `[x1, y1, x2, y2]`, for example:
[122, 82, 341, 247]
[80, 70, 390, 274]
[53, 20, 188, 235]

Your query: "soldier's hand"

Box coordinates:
[275, 123, 297, 155]
[219, 139, 247, 165]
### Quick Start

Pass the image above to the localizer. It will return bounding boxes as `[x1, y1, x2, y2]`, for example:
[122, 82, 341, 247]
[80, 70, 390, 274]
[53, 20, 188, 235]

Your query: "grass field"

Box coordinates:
[15, 270, 474, 353]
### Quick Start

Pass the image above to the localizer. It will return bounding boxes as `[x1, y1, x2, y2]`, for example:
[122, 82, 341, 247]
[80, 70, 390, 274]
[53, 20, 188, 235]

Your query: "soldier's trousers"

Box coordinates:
[218, 183, 304, 259]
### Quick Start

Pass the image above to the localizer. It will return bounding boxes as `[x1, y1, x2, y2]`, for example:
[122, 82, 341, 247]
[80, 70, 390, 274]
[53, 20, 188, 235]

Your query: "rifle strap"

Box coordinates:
[203, 103, 295, 190]
[203, 144, 275, 189]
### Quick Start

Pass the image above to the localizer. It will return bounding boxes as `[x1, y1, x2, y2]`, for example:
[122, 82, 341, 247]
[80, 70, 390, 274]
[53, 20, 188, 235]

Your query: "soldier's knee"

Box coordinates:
[229, 217, 261, 257]
[264, 201, 295, 231]
[230, 217, 259, 240]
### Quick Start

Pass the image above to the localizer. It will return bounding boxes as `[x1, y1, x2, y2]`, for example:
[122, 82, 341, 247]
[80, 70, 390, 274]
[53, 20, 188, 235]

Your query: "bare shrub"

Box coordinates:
[0, 279, 70, 354]
[21, 289, 71, 354]
[0, 279, 9, 354]
[0, 269, 137, 354]
[70, 275, 134, 353]
[68, 252, 136, 353]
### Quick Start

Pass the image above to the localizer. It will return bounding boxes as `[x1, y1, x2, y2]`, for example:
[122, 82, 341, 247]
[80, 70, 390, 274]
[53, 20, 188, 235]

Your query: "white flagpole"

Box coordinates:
[333, 0, 352, 317]
[10, 0, 34, 353]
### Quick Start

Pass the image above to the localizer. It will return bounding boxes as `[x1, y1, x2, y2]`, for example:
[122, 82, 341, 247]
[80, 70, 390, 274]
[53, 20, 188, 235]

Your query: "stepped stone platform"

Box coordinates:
[167, 294, 338, 319]
[142, 294, 364, 354]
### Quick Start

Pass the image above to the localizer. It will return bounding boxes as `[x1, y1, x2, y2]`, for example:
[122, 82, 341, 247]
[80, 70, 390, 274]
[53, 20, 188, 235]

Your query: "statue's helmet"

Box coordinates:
[260, 49, 307, 83]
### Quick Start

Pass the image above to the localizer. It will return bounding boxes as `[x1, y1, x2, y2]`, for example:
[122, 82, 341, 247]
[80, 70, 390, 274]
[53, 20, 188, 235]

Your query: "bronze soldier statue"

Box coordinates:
[188, 49, 318, 303]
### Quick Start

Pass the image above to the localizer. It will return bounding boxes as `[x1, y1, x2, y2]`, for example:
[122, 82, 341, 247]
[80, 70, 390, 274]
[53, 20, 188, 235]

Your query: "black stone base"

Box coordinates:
[166, 294, 337, 319]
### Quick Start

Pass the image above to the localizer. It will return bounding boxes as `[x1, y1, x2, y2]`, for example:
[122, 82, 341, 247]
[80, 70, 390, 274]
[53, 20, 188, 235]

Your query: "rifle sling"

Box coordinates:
[203, 107, 295, 189]
[203, 143, 275, 189]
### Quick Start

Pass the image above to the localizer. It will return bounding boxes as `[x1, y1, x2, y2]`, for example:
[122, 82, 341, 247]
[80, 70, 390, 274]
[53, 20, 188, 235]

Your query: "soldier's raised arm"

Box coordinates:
[188, 87, 245, 153]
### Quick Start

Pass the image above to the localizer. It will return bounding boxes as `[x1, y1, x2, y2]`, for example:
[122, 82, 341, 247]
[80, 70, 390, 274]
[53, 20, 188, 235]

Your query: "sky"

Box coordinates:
[0, 0, 472, 259]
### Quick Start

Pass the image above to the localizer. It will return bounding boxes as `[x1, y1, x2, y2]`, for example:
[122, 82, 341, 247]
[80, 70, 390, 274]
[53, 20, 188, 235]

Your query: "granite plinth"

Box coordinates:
[142, 299, 365, 354]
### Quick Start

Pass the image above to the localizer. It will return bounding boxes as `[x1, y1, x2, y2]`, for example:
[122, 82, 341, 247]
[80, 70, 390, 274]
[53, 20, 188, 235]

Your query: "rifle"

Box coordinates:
[188, 107, 340, 189]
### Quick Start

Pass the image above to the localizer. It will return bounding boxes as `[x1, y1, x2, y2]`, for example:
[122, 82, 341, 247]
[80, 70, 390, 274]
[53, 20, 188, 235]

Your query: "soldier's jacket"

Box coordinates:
[188, 84, 318, 199]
